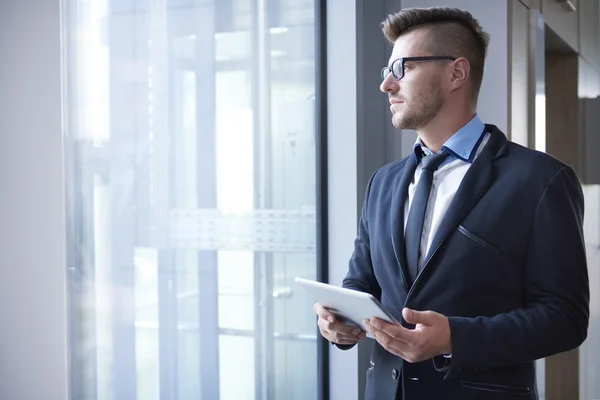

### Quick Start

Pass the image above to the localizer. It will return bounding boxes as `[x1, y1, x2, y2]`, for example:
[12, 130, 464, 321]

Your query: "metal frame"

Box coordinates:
[556, 0, 577, 12]
[251, 2, 276, 397]
[316, 0, 329, 399]
[528, 9, 546, 152]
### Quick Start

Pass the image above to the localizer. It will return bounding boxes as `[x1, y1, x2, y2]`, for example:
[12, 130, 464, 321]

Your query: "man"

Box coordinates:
[313, 7, 589, 400]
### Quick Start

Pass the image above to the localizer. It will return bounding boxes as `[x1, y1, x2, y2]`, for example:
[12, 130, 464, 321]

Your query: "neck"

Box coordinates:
[417, 104, 476, 153]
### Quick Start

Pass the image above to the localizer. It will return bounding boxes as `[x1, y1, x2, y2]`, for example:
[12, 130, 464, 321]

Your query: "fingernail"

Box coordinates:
[327, 316, 334, 323]
[352, 328, 360, 335]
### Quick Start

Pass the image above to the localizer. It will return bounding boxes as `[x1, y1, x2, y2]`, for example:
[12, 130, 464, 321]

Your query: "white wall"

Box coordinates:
[0, 1, 69, 399]
[327, 0, 360, 398]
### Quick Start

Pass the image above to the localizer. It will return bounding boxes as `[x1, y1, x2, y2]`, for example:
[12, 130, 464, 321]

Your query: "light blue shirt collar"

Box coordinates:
[413, 114, 486, 164]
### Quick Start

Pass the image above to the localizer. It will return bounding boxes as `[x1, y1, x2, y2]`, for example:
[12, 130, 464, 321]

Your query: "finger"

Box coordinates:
[320, 326, 365, 343]
[364, 319, 393, 339]
[318, 317, 364, 338]
[321, 328, 361, 342]
[403, 308, 435, 326]
[313, 303, 336, 323]
[334, 323, 364, 336]
[328, 327, 366, 342]
[318, 315, 364, 336]
[368, 318, 412, 344]
[364, 321, 409, 357]
[335, 337, 362, 345]
[363, 320, 390, 343]
[364, 319, 413, 358]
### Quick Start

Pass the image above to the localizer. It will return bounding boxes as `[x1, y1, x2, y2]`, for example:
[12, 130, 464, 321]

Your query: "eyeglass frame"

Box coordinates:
[381, 56, 457, 82]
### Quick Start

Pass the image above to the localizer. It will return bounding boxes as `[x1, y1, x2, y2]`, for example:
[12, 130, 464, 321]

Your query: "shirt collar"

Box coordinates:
[412, 114, 486, 164]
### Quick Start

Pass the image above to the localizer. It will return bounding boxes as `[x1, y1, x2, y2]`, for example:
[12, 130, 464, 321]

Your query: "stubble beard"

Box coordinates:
[391, 78, 444, 131]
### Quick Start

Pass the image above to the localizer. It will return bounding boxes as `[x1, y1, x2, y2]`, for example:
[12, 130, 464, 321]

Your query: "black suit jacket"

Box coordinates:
[341, 125, 589, 400]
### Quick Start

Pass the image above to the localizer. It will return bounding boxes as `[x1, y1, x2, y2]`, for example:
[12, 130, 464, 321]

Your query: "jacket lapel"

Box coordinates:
[390, 156, 418, 291]
[420, 126, 506, 271]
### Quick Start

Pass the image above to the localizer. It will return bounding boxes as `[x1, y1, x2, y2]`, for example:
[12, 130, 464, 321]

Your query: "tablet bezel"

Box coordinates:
[295, 277, 397, 334]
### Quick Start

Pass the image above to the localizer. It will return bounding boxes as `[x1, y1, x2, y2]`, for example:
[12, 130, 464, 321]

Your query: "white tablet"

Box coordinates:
[295, 277, 397, 334]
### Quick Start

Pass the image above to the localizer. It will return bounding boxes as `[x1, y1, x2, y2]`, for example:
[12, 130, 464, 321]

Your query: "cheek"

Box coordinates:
[408, 85, 434, 106]
[399, 80, 420, 102]
[400, 90, 418, 108]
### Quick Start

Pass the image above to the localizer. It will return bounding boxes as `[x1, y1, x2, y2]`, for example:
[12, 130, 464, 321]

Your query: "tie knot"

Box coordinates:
[421, 151, 449, 171]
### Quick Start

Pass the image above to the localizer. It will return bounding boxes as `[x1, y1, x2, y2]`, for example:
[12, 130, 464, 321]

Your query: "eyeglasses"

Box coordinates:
[381, 56, 457, 82]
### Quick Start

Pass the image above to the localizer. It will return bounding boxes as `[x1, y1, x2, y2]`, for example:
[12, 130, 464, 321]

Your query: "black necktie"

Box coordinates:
[405, 150, 450, 285]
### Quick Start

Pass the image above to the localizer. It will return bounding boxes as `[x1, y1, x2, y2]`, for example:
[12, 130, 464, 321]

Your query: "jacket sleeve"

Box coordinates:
[334, 171, 382, 351]
[342, 170, 382, 299]
[442, 166, 590, 379]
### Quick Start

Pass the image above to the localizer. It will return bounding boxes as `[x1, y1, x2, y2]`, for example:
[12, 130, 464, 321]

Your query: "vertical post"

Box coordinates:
[252, 0, 276, 398]
[528, 9, 546, 152]
[316, 0, 330, 398]
[108, 1, 138, 397]
[528, 10, 547, 395]
[195, 1, 220, 399]
[158, 251, 178, 399]
[156, 1, 178, 397]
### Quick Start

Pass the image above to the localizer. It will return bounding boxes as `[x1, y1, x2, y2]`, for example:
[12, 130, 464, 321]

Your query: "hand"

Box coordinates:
[363, 308, 452, 363]
[313, 302, 367, 345]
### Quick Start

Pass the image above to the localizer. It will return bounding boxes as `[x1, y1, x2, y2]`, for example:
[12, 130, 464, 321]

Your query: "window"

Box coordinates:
[63, 0, 322, 399]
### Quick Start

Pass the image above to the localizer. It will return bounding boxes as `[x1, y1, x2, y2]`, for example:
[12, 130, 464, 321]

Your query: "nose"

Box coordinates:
[380, 74, 399, 93]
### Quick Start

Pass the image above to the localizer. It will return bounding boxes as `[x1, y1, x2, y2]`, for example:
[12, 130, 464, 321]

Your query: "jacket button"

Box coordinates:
[392, 368, 398, 380]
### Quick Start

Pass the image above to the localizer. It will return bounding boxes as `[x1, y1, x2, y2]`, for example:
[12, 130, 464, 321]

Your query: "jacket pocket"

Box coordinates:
[461, 380, 530, 396]
[458, 225, 501, 256]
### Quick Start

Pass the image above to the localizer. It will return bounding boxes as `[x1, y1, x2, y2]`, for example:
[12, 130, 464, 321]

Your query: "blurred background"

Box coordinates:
[62, 1, 318, 399]
[1, 0, 599, 399]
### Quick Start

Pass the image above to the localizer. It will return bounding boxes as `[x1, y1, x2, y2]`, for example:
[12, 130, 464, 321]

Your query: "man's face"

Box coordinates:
[380, 29, 447, 130]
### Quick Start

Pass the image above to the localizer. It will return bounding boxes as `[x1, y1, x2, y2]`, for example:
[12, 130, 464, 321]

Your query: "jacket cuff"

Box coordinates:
[432, 354, 452, 374]
[333, 342, 356, 350]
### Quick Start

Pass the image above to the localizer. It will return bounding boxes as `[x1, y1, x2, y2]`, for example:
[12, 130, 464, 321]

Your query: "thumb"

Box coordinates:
[403, 308, 433, 326]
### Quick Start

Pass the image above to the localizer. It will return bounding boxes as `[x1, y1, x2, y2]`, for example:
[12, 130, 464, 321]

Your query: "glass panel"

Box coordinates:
[63, 0, 319, 399]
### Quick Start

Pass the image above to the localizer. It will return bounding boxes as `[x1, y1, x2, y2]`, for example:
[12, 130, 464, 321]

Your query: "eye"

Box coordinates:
[390, 60, 403, 77]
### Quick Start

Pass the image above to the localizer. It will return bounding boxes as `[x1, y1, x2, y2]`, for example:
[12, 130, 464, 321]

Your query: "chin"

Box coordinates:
[392, 115, 410, 130]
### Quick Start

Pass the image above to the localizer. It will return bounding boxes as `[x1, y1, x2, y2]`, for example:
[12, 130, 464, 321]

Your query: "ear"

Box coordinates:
[449, 57, 470, 91]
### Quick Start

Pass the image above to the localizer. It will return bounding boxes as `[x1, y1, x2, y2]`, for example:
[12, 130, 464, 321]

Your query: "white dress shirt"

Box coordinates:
[403, 115, 490, 267]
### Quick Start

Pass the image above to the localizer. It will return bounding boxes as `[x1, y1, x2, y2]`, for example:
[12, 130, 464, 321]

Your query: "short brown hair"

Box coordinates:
[382, 7, 490, 101]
